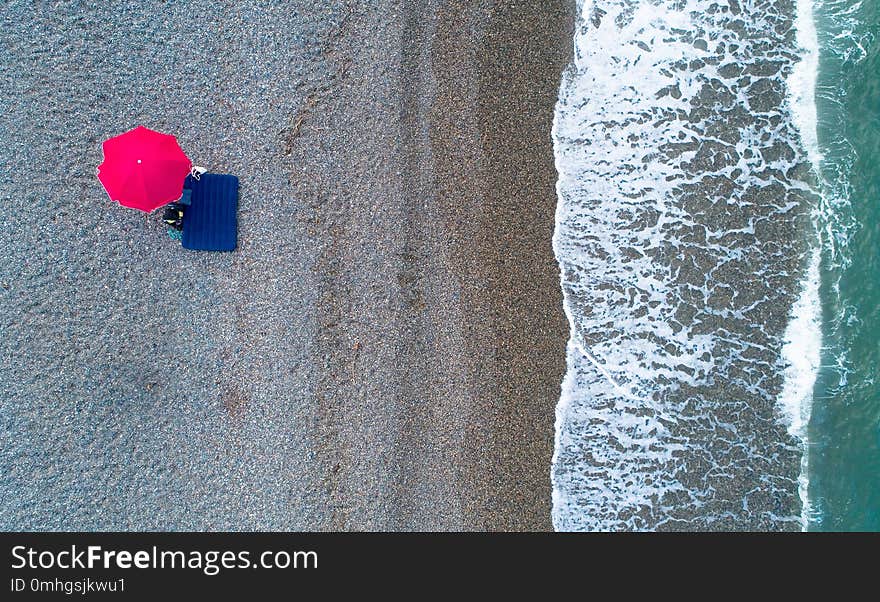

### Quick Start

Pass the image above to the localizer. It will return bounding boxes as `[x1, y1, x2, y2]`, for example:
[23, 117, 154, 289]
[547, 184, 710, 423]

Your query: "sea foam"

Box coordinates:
[778, 0, 822, 530]
[552, 0, 819, 530]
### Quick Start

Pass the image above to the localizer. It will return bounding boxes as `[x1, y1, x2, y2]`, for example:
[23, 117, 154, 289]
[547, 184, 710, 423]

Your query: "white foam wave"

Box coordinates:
[777, 249, 821, 528]
[779, 0, 822, 531]
[789, 0, 822, 168]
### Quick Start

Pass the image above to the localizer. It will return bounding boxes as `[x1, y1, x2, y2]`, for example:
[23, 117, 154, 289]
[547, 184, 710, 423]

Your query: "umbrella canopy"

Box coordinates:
[97, 125, 191, 212]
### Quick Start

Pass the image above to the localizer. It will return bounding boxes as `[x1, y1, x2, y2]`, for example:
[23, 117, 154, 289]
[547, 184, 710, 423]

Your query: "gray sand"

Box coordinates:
[0, 1, 571, 530]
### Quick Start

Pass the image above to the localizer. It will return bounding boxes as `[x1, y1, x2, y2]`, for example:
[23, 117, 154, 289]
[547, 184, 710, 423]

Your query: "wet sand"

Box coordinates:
[0, 0, 571, 530]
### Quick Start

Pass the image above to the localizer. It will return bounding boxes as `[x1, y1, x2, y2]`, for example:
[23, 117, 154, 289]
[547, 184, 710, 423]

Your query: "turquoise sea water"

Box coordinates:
[809, 0, 880, 530]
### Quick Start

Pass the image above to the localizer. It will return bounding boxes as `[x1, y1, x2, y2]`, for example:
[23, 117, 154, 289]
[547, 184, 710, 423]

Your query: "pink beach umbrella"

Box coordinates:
[96, 125, 191, 212]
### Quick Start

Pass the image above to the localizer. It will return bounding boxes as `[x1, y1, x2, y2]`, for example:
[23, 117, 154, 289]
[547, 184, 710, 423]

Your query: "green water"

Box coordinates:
[809, 0, 880, 531]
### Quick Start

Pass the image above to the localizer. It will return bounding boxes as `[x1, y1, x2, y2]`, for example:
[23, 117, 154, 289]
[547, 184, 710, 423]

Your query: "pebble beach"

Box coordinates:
[0, 1, 572, 530]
